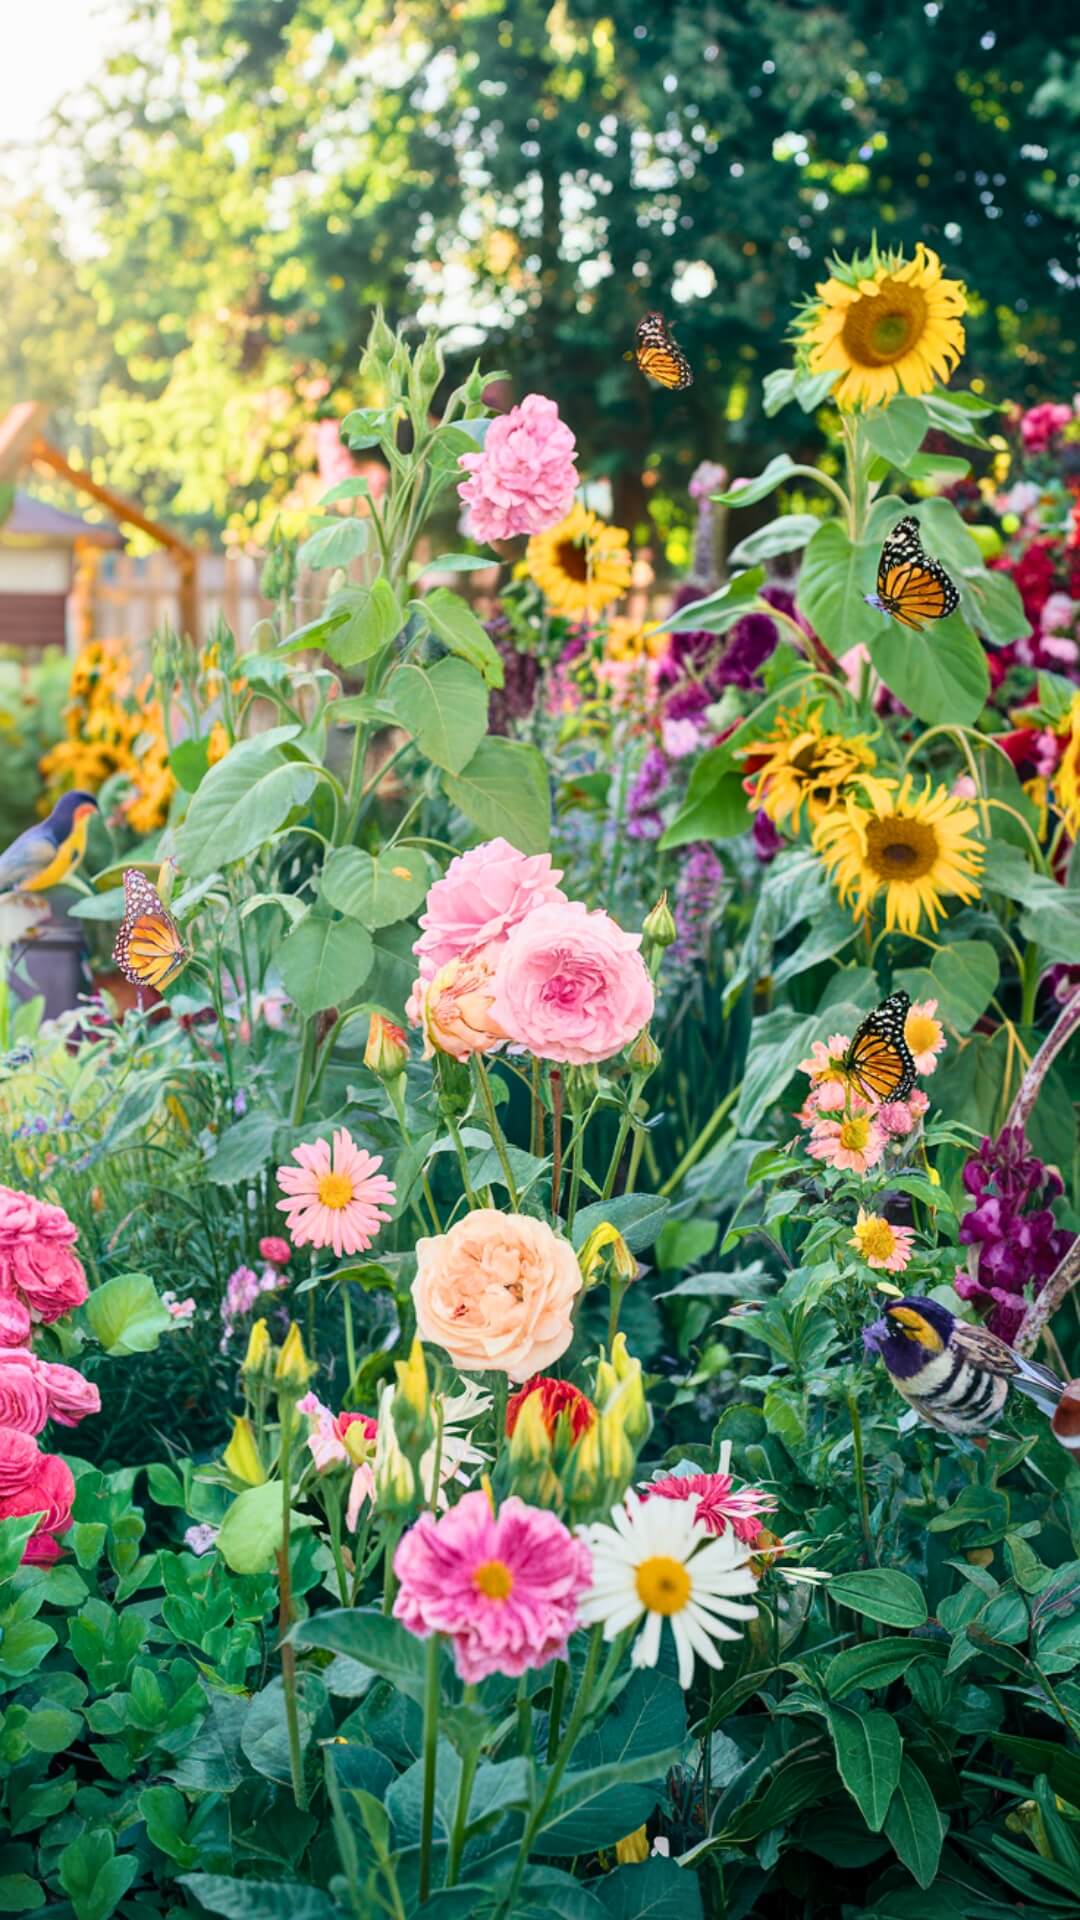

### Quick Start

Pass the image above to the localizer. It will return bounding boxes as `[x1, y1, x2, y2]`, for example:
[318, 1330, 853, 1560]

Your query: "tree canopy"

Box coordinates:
[15, 0, 1079, 533]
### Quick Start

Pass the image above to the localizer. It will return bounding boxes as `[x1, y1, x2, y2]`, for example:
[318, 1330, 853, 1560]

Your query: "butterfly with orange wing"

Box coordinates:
[113, 868, 187, 995]
[842, 990, 916, 1105]
[865, 516, 959, 632]
[626, 312, 694, 391]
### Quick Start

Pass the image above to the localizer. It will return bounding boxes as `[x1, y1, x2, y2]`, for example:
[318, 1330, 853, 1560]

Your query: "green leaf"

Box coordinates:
[442, 737, 551, 854]
[322, 578, 402, 667]
[597, 1858, 703, 1918]
[180, 1876, 340, 1920]
[292, 1608, 431, 1706]
[922, 390, 995, 447]
[714, 456, 799, 507]
[319, 475, 372, 504]
[241, 1675, 324, 1786]
[797, 521, 882, 650]
[390, 657, 489, 774]
[0, 1513, 42, 1583]
[58, 1829, 138, 1920]
[278, 912, 374, 1015]
[882, 1756, 946, 1889]
[991, 1734, 1080, 1810]
[0, 1876, 44, 1913]
[421, 585, 504, 687]
[83, 1271, 173, 1356]
[983, 841, 1080, 965]
[173, 733, 318, 881]
[658, 768, 749, 851]
[863, 397, 930, 468]
[170, 736, 212, 793]
[420, 551, 497, 573]
[728, 514, 820, 567]
[297, 516, 371, 571]
[539, 1668, 686, 1854]
[961, 567, 1030, 646]
[761, 367, 839, 417]
[826, 1705, 902, 1833]
[215, 1485, 285, 1576]
[321, 846, 429, 927]
[826, 1637, 946, 1700]
[205, 1111, 280, 1185]
[736, 1008, 819, 1134]
[572, 1193, 670, 1254]
[654, 567, 765, 635]
[829, 1570, 929, 1628]
[894, 939, 999, 1034]
[869, 608, 989, 727]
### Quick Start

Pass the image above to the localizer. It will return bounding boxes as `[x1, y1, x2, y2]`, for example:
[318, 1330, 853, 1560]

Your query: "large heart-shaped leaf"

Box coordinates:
[868, 610, 989, 726]
[278, 913, 374, 1015]
[421, 587, 504, 687]
[796, 521, 881, 651]
[442, 737, 551, 853]
[173, 733, 318, 881]
[321, 847, 429, 927]
[83, 1272, 174, 1356]
[390, 657, 489, 773]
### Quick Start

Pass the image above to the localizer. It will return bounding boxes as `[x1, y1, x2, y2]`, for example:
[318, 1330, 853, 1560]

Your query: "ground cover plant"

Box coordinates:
[1, 242, 1079, 1920]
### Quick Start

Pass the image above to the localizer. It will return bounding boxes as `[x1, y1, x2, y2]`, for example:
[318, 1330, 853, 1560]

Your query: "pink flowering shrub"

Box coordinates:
[457, 394, 578, 543]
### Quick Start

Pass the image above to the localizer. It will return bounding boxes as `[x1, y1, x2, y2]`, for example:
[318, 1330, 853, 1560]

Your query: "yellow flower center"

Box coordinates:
[855, 1217, 895, 1260]
[839, 1115, 872, 1151]
[841, 278, 928, 367]
[556, 538, 590, 582]
[635, 1554, 692, 1615]
[317, 1172, 354, 1210]
[864, 815, 939, 882]
[473, 1558, 514, 1601]
[905, 1013, 940, 1056]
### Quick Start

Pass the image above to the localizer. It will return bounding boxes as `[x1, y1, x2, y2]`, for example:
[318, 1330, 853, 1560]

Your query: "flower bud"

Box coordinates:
[155, 858, 178, 907]
[598, 1397, 635, 1489]
[562, 1413, 603, 1516]
[507, 1389, 560, 1506]
[392, 1337, 434, 1459]
[577, 1221, 636, 1292]
[275, 1323, 314, 1391]
[411, 330, 445, 410]
[241, 1317, 272, 1378]
[422, 946, 506, 1062]
[365, 305, 397, 373]
[642, 892, 677, 948]
[626, 1028, 661, 1079]
[375, 1387, 417, 1514]
[223, 1415, 266, 1486]
[605, 1334, 650, 1447]
[365, 1011, 409, 1081]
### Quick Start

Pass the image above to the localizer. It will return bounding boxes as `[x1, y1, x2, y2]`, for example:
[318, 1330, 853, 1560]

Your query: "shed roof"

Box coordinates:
[3, 489, 123, 549]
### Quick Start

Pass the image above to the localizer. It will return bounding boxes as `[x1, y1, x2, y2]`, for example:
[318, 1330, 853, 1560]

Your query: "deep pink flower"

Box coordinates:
[412, 837, 566, 990]
[393, 1489, 592, 1682]
[643, 1472, 776, 1543]
[1020, 402, 1073, 453]
[259, 1236, 292, 1269]
[457, 395, 578, 544]
[40, 1362, 100, 1429]
[489, 901, 654, 1065]
[277, 1128, 395, 1258]
[0, 1449, 75, 1560]
[0, 1294, 31, 1348]
[0, 1351, 49, 1434]
[0, 1187, 87, 1323]
[0, 1424, 43, 1494]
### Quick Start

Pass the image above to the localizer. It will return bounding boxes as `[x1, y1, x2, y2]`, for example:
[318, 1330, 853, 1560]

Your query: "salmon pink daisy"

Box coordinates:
[277, 1127, 395, 1258]
[904, 998, 946, 1074]
[393, 1489, 592, 1682]
[643, 1471, 776, 1543]
[806, 1110, 886, 1174]
[849, 1208, 915, 1273]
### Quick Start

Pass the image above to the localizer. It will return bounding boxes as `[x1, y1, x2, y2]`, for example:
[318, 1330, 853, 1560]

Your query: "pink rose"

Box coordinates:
[457, 394, 578, 544]
[258, 1236, 291, 1268]
[0, 1294, 31, 1347]
[0, 1351, 49, 1434]
[40, 1362, 100, 1429]
[1020, 402, 1073, 453]
[413, 1209, 582, 1381]
[489, 901, 654, 1065]
[0, 1187, 87, 1323]
[0, 1425, 43, 1495]
[413, 837, 566, 987]
[0, 1449, 75, 1560]
[421, 945, 507, 1062]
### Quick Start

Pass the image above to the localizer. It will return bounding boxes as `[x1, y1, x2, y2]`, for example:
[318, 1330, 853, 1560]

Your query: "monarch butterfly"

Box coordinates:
[626, 312, 694, 391]
[865, 516, 959, 632]
[113, 868, 187, 994]
[842, 990, 917, 1105]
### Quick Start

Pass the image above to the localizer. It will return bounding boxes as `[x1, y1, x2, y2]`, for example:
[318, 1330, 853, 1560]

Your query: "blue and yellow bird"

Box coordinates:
[864, 1295, 1064, 1436]
[0, 791, 99, 896]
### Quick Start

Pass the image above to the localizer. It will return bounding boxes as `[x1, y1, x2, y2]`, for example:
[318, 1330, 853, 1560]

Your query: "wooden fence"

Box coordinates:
[91, 550, 273, 647]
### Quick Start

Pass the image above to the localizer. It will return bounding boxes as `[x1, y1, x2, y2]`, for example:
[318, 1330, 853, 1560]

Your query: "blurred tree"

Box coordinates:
[48, 0, 1080, 532]
[0, 189, 115, 440]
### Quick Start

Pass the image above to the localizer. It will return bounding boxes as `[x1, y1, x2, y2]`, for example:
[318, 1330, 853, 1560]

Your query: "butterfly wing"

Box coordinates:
[843, 990, 917, 1104]
[875, 517, 959, 631]
[633, 313, 693, 391]
[113, 869, 187, 991]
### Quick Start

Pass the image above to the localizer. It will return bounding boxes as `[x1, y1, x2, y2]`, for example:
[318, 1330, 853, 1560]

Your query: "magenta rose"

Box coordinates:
[0, 1351, 49, 1435]
[457, 394, 578, 544]
[0, 1186, 88, 1323]
[489, 901, 655, 1065]
[0, 1293, 32, 1348]
[41, 1362, 100, 1428]
[0, 1449, 76, 1559]
[411, 838, 566, 989]
[0, 1425, 43, 1496]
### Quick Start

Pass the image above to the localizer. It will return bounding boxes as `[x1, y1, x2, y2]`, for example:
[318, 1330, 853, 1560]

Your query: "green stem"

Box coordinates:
[601, 1080, 643, 1201]
[847, 1388, 876, 1565]
[473, 1056, 520, 1210]
[1019, 941, 1040, 1031]
[658, 1086, 739, 1197]
[290, 1017, 317, 1128]
[565, 1083, 585, 1232]
[445, 1720, 480, 1888]
[545, 1660, 568, 1763]
[276, 1403, 308, 1810]
[326, 1486, 350, 1606]
[441, 1095, 479, 1209]
[342, 1286, 357, 1397]
[418, 1631, 442, 1904]
[502, 1630, 603, 1917]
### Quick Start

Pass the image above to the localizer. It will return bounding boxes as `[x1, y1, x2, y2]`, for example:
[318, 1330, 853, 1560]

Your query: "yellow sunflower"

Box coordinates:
[739, 702, 877, 831]
[603, 616, 670, 663]
[796, 243, 967, 410]
[813, 774, 984, 934]
[527, 503, 632, 617]
[1053, 691, 1080, 839]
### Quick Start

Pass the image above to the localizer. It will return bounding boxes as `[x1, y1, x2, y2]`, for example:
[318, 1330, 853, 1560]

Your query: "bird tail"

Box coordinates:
[1011, 1353, 1065, 1418]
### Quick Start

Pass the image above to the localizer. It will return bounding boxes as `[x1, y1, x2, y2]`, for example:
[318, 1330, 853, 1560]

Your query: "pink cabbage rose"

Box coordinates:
[0, 1294, 32, 1347]
[412, 837, 566, 990]
[413, 1209, 582, 1380]
[0, 1186, 87, 1322]
[490, 901, 654, 1065]
[0, 1447, 75, 1562]
[41, 1362, 101, 1428]
[0, 1351, 49, 1434]
[0, 1424, 43, 1494]
[457, 395, 578, 544]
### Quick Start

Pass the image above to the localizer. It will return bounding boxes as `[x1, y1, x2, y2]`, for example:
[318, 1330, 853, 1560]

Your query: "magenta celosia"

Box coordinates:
[393, 1489, 592, 1682]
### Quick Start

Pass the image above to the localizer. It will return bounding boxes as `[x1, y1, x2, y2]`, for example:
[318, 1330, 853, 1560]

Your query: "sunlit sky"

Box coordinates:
[0, 0, 126, 189]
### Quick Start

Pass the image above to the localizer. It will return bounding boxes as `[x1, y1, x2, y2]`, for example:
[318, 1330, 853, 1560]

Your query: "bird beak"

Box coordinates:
[74, 805, 96, 824]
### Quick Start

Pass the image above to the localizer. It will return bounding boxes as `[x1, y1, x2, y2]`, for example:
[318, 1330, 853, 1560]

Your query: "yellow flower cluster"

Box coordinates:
[40, 639, 176, 835]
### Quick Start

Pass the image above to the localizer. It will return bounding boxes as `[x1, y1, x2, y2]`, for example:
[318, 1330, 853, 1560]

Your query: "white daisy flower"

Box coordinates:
[577, 1490, 759, 1689]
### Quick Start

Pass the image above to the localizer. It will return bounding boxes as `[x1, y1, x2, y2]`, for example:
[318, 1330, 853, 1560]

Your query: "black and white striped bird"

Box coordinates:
[863, 1296, 1064, 1436]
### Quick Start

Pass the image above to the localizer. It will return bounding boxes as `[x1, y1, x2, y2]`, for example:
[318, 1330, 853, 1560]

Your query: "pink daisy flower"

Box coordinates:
[797, 1034, 852, 1084]
[849, 1208, 915, 1273]
[393, 1489, 592, 1683]
[806, 1111, 886, 1174]
[277, 1127, 395, 1258]
[643, 1471, 776, 1544]
[904, 999, 946, 1076]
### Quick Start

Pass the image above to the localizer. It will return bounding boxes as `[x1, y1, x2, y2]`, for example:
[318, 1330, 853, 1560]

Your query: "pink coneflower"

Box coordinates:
[644, 1471, 776, 1544]
[904, 999, 946, 1075]
[806, 1111, 886, 1174]
[393, 1489, 592, 1683]
[277, 1128, 395, 1258]
[849, 1208, 915, 1273]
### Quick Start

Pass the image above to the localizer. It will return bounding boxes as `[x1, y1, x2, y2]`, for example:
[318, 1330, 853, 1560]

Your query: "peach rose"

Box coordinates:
[421, 946, 507, 1062]
[412, 1209, 582, 1381]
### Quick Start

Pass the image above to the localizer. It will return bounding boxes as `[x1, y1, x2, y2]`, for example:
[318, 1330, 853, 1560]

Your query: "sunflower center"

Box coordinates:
[841, 279, 928, 367]
[317, 1172, 354, 1210]
[856, 1217, 895, 1260]
[864, 816, 939, 881]
[555, 538, 590, 582]
[473, 1558, 514, 1601]
[635, 1554, 691, 1615]
[839, 1115, 871, 1151]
